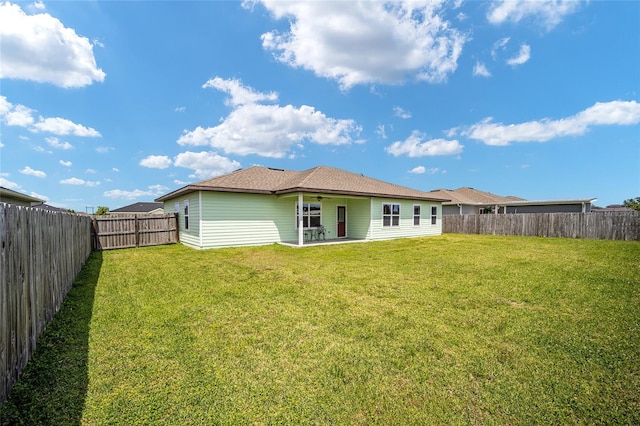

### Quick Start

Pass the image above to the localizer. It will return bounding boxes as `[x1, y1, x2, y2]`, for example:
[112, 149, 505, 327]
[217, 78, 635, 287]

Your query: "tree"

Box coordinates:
[95, 206, 109, 215]
[623, 197, 640, 211]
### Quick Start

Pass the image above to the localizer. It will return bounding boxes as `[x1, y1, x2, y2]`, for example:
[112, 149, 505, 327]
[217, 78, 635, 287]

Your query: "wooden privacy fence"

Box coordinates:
[443, 212, 640, 241]
[1, 204, 92, 404]
[91, 213, 178, 250]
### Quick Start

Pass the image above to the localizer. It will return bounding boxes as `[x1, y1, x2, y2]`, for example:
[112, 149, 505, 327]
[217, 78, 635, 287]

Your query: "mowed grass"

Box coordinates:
[2, 234, 639, 424]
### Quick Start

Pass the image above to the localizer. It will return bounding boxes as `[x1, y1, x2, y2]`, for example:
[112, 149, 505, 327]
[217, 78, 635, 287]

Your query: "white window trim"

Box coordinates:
[431, 205, 438, 225]
[382, 202, 401, 228]
[295, 201, 322, 229]
[413, 204, 421, 226]
[183, 199, 190, 230]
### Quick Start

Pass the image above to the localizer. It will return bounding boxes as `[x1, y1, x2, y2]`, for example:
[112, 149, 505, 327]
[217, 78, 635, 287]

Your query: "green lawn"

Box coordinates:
[2, 234, 639, 425]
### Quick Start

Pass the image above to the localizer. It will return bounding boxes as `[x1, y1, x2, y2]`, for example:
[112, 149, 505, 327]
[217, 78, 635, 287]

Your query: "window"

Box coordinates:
[296, 202, 321, 228]
[383, 203, 400, 227]
[413, 205, 421, 226]
[183, 200, 189, 230]
[174, 202, 180, 213]
[431, 206, 437, 225]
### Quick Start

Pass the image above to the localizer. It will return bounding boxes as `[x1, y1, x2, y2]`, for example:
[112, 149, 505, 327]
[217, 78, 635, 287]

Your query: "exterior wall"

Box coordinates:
[443, 204, 477, 215]
[163, 193, 200, 248]
[199, 192, 296, 249]
[163, 192, 442, 248]
[344, 198, 371, 239]
[369, 198, 442, 240]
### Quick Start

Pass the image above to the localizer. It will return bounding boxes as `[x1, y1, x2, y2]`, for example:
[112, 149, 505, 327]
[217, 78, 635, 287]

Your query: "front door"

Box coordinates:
[337, 206, 346, 238]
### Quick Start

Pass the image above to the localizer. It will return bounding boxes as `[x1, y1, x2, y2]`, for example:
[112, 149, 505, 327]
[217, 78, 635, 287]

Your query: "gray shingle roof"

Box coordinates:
[427, 187, 525, 205]
[156, 166, 449, 202]
[111, 202, 164, 213]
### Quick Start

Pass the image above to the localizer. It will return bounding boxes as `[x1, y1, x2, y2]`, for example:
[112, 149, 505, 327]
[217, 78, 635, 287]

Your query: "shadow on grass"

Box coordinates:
[0, 251, 102, 426]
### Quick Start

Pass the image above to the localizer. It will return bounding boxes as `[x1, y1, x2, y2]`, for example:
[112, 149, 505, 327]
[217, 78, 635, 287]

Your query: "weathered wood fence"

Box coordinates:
[443, 212, 640, 241]
[1, 204, 92, 404]
[91, 214, 178, 250]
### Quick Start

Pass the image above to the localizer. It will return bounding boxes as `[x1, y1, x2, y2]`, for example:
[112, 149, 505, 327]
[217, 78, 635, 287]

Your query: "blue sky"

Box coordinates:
[1, 0, 638, 212]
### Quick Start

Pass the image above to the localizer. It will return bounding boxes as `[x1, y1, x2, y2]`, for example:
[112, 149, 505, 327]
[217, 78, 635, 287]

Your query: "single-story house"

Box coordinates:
[0, 186, 45, 207]
[428, 187, 596, 215]
[155, 165, 449, 249]
[110, 202, 165, 215]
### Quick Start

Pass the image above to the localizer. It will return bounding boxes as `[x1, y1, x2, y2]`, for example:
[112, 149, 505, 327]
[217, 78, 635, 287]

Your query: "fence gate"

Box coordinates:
[91, 213, 179, 250]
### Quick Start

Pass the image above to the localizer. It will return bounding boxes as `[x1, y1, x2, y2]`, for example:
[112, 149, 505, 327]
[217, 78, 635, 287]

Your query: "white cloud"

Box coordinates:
[409, 165, 442, 174]
[386, 130, 463, 157]
[491, 37, 510, 59]
[85, 168, 96, 174]
[409, 166, 425, 174]
[104, 185, 168, 200]
[464, 100, 640, 146]
[179, 77, 362, 158]
[32, 117, 100, 137]
[174, 151, 241, 179]
[174, 106, 186, 113]
[112, 168, 119, 172]
[254, 1, 466, 90]
[46, 136, 73, 150]
[20, 166, 46, 178]
[5, 104, 35, 126]
[96, 146, 113, 153]
[59, 160, 72, 167]
[140, 155, 172, 169]
[393, 106, 412, 119]
[0, 2, 105, 87]
[203, 77, 278, 107]
[487, 0, 583, 30]
[376, 124, 387, 139]
[507, 44, 531, 66]
[473, 61, 491, 77]
[0, 176, 21, 190]
[0, 96, 100, 137]
[60, 177, 100, 186]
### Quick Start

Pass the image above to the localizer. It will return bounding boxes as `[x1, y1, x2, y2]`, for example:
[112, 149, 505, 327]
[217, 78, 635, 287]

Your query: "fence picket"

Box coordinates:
[443, 212, 640, 241]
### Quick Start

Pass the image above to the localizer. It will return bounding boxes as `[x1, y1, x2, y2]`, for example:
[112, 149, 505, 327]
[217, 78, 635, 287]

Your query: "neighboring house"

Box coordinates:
[592, 204, 635, 213]
[155, 165, 449, 249]
[0, 186, 44, 207]
[110, 202, 165, 215]
[428, 187, 596, 215]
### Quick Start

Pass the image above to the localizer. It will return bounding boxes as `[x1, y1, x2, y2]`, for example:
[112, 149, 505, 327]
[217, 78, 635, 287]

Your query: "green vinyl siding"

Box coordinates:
[370, 199, 441, 241]
[200, 192, 296, 249]
[163, 193, 200, 248]
[344, 198, 371, 239]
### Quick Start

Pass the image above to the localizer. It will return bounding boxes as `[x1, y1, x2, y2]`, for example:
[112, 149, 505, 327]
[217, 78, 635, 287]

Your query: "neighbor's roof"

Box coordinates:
[428, 187, 595, 206]
[111, 202, 165, 213]
[156, 166, 449, 202]
[0, 186, 45, 204]
[427, 187, 524, 205]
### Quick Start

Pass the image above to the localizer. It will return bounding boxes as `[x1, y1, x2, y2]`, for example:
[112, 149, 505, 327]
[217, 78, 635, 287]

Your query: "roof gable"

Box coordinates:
[428, 187, 523, 205]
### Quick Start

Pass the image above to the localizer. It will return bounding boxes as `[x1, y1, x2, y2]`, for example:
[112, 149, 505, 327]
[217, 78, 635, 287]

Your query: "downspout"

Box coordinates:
[298, 192, 304, 246]
[458, 204, 462, 215]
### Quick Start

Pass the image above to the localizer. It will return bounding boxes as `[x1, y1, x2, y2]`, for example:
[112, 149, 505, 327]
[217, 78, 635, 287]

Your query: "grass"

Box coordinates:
[1, 234, 639, 424]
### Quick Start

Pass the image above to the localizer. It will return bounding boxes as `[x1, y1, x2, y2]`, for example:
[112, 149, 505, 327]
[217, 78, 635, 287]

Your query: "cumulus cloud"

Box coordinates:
[386, 130, 463, 157]
[46, 137, 73, 150]
[104, 185, 169, 200]
[463, 100, 640, 146]
[507, 44, 531, 66]
[409, 166, 426, 174]
[20, 166, 46, 178]
[487, 0, 583, 30]
[203, 77, 278, 107]
[253, 1, 466, 90]
[178, 77, 362, 158]
[174, 151, 241, 179]
[60, 177, 100, 186]
[59, 160, 72, 167]
[0, 2, 105, 87]
[140, 155, 172, 169]
[0, 96, 101, 137]
[0, 176, 21, 190]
